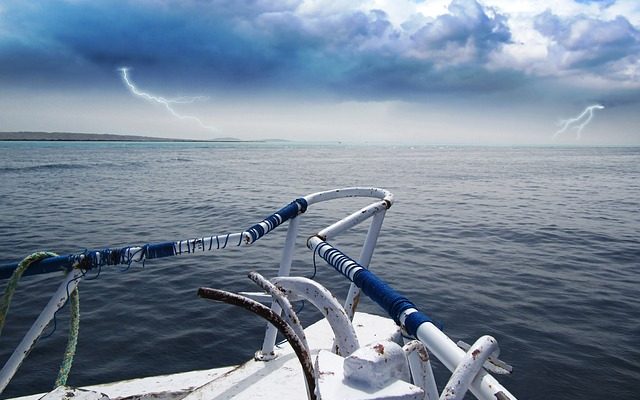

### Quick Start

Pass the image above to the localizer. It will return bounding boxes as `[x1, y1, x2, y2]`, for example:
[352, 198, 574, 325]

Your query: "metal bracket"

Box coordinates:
[456, 340, 513, 375]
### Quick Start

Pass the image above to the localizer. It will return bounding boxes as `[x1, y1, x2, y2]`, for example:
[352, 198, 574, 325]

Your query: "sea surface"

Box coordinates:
[0, 141, 638, 399]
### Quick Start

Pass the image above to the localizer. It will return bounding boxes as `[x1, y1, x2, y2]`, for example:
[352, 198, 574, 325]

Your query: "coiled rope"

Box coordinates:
[0, 251, 80, 388]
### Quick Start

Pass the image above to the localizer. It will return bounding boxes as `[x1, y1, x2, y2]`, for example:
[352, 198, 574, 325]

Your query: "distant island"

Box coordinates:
[0, 131, 288, 143]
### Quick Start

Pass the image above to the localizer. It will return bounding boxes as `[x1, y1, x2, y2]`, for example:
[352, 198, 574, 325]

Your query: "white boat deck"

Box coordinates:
[13, 312, 400, 400]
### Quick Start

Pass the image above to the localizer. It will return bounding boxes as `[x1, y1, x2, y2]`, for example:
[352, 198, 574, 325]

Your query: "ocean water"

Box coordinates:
[0, 141, 638, 399]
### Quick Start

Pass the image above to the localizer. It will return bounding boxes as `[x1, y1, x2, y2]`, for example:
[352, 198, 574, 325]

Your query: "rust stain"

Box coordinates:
[373, 343, 385, 355]
[417, 346, 429, 362]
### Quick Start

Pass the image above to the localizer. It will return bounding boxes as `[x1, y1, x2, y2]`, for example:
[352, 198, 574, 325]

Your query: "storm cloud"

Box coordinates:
[1, 0, 520, 98]
[534, 9, 640, 75]
[1, 0, 639, 140]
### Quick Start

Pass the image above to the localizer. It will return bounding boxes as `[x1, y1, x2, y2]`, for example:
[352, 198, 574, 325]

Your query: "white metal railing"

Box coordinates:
[1, 187, 517, 400]
[252, 187, 516, 400]
[258, 187, 392, 358]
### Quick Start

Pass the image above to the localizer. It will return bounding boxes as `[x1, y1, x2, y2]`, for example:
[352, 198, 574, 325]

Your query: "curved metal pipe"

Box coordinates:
[197, 287, 316, 400]
[403, 340, 439, 400]
[271, 277, 359, 357]
[439, 335, 500, 400]
[304, 187, 393, 206]
[247, 271, 309, 352]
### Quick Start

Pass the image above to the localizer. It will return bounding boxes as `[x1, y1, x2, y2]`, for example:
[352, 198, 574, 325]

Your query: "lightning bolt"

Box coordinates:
[554, 104, 605, 140]
[119, 67, 217, 132]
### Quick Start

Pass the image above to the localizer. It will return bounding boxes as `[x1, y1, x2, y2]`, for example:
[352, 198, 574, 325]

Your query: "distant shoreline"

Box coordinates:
[0, 131, 287, 143]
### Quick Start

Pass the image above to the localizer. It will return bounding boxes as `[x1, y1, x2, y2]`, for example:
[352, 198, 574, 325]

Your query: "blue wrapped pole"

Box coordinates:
[308, 237, 440, 337]
[245, 198, 308, 244]
[0, 198, 309, 280]
[0, 241, 177, 280]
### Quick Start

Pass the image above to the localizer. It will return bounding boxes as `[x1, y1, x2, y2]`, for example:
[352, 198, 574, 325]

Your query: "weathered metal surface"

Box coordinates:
[304, 188, 393, 207]
[39, 387, 108, 400]
[14, 313, 400, 400]
[0, 269, 83, 393]
[432, 336, 508, 400]
[413, 323, 517, 400]
[260, 216, 301, 359]
[403, 340, 438, 400]
[343, 340, 410, 389]
[456, 340, 512, 375]
[440, 335, 499, 400]
[12, 367, 237, 400]
[183, 312, 400, 400]
[197, 287, 316, 400]
[271, 277, 359, 357]
[315, 349, 423, 400]
[248, 272, 308, 352]
[317, 201, 388, 241]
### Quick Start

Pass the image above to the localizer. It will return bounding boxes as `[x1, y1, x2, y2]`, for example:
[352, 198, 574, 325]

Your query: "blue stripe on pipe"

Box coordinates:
[246, 198, 308, 243]
[316, 240, 441, 336]
[145, 242, 176, 259]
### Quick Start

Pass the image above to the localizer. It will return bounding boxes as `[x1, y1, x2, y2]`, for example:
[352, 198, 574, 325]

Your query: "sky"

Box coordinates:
[0, 0, 639, 144]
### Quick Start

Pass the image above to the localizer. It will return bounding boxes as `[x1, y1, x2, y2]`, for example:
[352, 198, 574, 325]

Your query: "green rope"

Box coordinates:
[0, 251, 81, 389]
[0, 251, 58, 336]
[54, 287, 79, 387]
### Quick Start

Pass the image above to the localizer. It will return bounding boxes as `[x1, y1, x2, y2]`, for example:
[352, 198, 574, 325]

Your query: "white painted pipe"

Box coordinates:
[414, 322, 517, 400]
[344, 209, 386, 320]
[317, 201, 388, 240]
[249, 272, 308, 352]
[259, 216, 300, 359]
[403, 339, 439, 400]
[304, 187, 393, 206]
[272, 277, 359, 357]
[0, 269, 83, 392]
[440, 335, 499, 400]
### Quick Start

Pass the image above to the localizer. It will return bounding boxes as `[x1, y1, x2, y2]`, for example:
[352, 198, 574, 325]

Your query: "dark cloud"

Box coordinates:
[411, 0, 510, 62]
[534, 10, 640, 72]
[0, 0, 521, 99]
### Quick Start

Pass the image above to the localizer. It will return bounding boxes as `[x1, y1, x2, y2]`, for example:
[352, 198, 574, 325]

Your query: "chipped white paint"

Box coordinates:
[315, 350, 423, 400]
[12, 313, 399, 400]
[40, 386, 108, 400]
[403, 340, 438, 400]
[271, 277, 360, 357]
[185, 312, 399, 400]
[413, 323, 517, 400]
[343, 341, 410, 388]
[440, 336, 499, 400]
[0, 269, 83, 393]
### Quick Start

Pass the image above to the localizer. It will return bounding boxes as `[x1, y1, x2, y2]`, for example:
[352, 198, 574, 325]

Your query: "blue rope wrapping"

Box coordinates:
[0, 242, 177, 280]
[245, 198, 308, 243]
[315, 240, 441, 337]
[146, 242, 176, 258]
[404, 312, 439, 337]
[0, 197, 309, 279]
